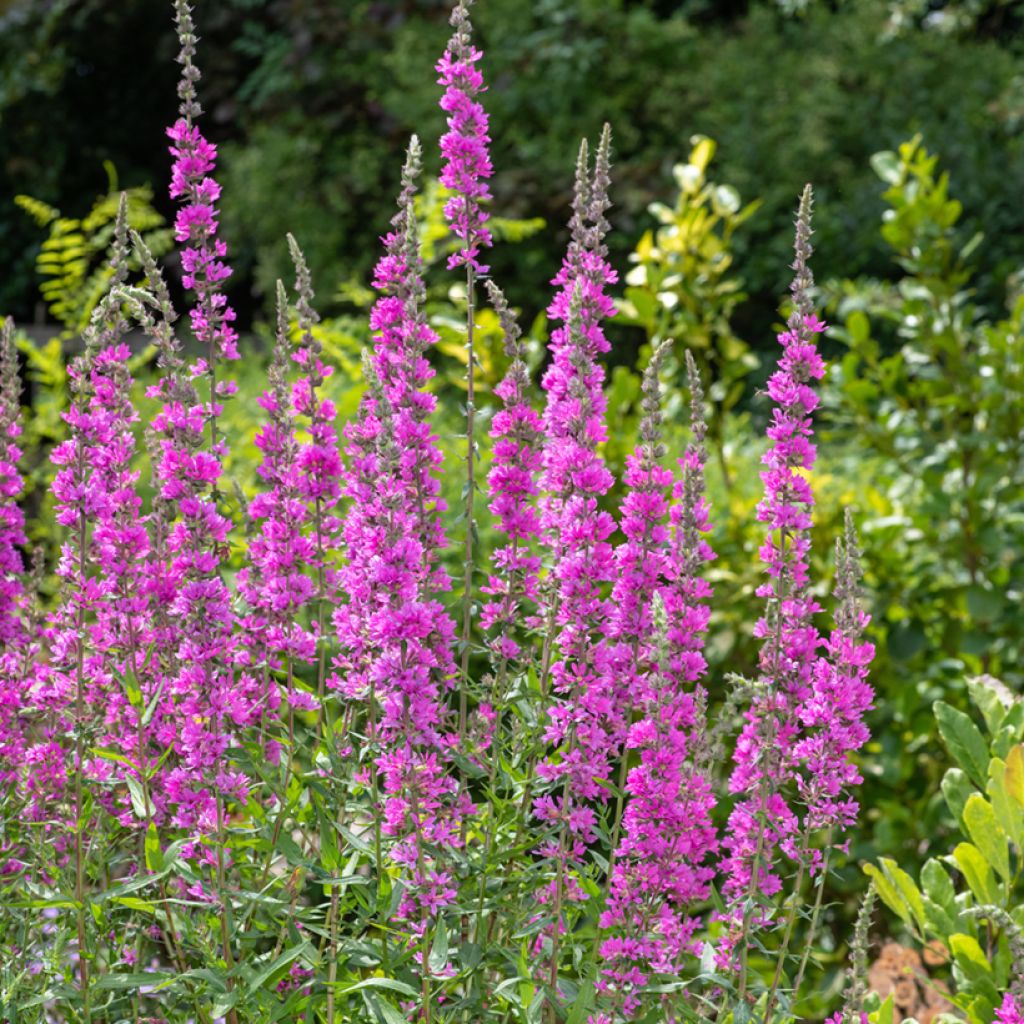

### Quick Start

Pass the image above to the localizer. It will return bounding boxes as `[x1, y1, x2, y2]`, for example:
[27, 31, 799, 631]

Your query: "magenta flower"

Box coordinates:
[331, 138, 469, 935]
[719, 187, 828, 963]
[598, 351, 718, 1018]
[238, 248, 342, 715]
[534, 128, 619, 946]
[793, 511, 874, 840]
[480, 281, 543, 667]
[437, 0, 493, 273]
[0, 318, 25, 650]
[997, 994, 1023, 1024]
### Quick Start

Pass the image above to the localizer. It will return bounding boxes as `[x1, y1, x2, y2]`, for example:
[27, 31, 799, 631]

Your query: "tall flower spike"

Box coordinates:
[0, 317, 25, 648]
[332, 141, 468, 939]
[284, 235, 343, 712]
[720, 183, 828, 970]
[72, 199, 167, 827]
[236, 280, 318, 718]
[480, 280, 543, 665]
[794, 509, 874, 844]
[169, 0, 239, 366]
[437, 0, 493, 273]
[0, 316, 30, 792]
[149, 7, 262, 834]
[597, 347, 718, 1021]
[533, 132, 620, 990]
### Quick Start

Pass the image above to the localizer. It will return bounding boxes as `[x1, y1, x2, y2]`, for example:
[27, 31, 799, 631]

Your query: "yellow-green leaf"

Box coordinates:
[1005, 744, 1024, 808]
[879, 857, 927, 933]
[952, 842, 1001, 905]
[863, 863, 912, 927]
[963, 794, 1010, 881]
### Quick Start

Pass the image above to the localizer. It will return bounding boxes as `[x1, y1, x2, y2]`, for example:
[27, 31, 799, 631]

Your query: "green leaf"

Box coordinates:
[428, 919, 449, 974]
[247, 942, 311, 995]
[952, 842, 1001, 905]
[567, 977, 597, 1024]
[967, 676, 1008, 733]
[962, 794, 1010, 881]
[870, 992, 895, 1024]
[987, 759, 1024, 849]
[362, 993, 408, 1024]
[95, 972, 175, 991]
[125, 775, 151, 820]
[942, 767, 974, 826]
[935, 701, 991, 789]
[335, 978, 418, 997]
[922, 858, 957, 912]
[879, 857, 927, 933]
[144, 823, 162, 873]
[870, 150, 902, 185]
[863, 864, 911, 927]
[950, 933, 993, 978]
[1005, 744, 1024, 807]
[923, 896, 957, 937]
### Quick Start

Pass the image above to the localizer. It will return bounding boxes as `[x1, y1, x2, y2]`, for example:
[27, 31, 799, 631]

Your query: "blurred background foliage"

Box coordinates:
[3, 0, 1024, 979]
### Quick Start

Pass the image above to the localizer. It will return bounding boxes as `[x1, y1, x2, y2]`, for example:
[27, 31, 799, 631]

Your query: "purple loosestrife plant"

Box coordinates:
[721, 188, 875, 1002]
[238, 244, 342, 725]
[437, 0, 493, 276]
[150, 1, 264, 843]
[0, 3, 893, 1019]
[595, 350, 718, 1023]
[0, 317, 30, 791]
[534, 127, 620, 1007]
[437, 0, 494, 746]
[481, 281, 543, 671]
[0, 318, 25, 651]
[331, 139, 469, 1010]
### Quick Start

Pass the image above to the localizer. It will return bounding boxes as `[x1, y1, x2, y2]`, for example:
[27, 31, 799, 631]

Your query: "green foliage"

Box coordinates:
[15, 162, 171, 340]
[617, 134, 760, 484]
[866, 678, 1024, 1024]
[815, 136, 1024, 876]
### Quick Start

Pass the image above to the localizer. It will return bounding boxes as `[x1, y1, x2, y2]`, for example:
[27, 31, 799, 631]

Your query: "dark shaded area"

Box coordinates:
[3, 0, 1024, 357]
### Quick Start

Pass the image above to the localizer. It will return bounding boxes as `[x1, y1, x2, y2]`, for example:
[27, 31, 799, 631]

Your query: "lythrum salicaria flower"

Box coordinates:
[534, 126, 619, 949]
[437, 0, 493, 273]
[597, 349, 718, 1020]
[332, 138, 469, 935]
[720, 185, 827, 962]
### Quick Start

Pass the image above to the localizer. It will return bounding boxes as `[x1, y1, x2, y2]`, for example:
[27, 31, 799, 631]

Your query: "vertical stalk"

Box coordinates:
[73, 447, 91, 1024]
[736, 520, 790, 1006]
[216, 786, 240, 1024]
[459, 263, 477, 741]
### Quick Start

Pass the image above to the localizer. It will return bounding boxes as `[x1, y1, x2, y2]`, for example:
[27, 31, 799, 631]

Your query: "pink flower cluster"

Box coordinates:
[997, 994, 1024, 1024]
[720, 188, 874, 966]
[237, 245, 342, 716]
[437, 0, 493, 272]
[331, 139, 470, 928]
[0, 318, 30, 789]
[597, 352, 719, 1017]
[480, 281, 543, 666]
[534, 131, 619, 904]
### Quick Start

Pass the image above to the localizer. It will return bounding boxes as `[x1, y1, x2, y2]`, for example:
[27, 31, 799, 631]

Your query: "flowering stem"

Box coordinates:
[73, 446, 91, 1024]
[792, 838, 833, 998]
[764, 850, 807, 1024]
[215, 787, 240, 1024]
[459, 262, 477, 743]
[737, 518, 790, 1006]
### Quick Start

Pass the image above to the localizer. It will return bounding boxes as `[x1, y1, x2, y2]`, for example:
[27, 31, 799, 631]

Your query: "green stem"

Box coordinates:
[459, 263, 477, 743]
